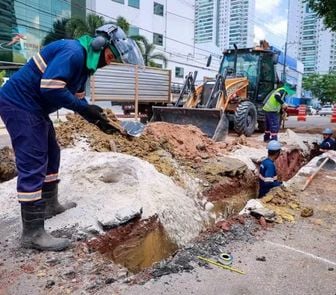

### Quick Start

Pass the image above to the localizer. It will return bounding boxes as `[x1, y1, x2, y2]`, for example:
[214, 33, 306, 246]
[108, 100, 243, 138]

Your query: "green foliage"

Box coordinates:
[116, 16, 130, 35]
[0, 70, 5, 87]
[303, 72, 336, 103]
[42, 14, 105, 46]
[131, 35, 167, 68]
[306, 0, 336, 31]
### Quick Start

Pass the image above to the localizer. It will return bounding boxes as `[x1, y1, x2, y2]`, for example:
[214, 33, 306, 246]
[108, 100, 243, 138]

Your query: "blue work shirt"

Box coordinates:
[0, 39, 89, 116]
[320, 137, 335, 150]
[258, 158, 282, 198]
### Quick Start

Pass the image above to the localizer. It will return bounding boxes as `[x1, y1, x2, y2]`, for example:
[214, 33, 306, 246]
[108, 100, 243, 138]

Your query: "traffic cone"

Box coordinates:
[331, 106, 336, 123]
[297, 104, 306, 121]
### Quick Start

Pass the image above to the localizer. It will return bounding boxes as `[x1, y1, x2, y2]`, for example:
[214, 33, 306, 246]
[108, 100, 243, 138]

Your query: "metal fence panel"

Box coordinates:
[91, 63, 171, 103]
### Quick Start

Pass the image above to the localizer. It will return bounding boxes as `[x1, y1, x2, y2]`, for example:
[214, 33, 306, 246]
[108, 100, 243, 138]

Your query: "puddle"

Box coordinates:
[87, 215, 178, 273]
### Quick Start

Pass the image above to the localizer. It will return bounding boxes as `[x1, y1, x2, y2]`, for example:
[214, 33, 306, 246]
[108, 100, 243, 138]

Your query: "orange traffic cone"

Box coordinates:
[331, 106, 336, 123]
[297, 104, 306, 121]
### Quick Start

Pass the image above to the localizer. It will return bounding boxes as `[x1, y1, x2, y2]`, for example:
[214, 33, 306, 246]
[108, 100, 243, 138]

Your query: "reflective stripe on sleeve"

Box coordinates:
[44, 173, 59, 183]
[32, 52, 47, 73]
[259, 175, 278, 182]
[18, 190, 42, 202]
[40, 79, 66, 89]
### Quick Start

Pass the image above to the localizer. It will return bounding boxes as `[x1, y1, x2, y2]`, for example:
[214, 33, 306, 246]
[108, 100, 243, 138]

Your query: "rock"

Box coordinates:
[105, 277, 116, 284]
[328, 267, 334, 271]
[45, 280, 55, 289]
[258, 217, 267, 229]
[204, 202, 214, 212]
[301, 207, 314, 217]
[256, 256, 266, 262]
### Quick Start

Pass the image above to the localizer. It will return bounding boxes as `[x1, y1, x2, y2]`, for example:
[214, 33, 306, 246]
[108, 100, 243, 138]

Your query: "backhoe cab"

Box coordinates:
[151, 41, 280, 141]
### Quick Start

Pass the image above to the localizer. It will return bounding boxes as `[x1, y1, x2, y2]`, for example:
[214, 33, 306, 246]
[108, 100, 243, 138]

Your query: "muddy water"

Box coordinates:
[88, 216, 178, 273]
[112, 226, 177, 273]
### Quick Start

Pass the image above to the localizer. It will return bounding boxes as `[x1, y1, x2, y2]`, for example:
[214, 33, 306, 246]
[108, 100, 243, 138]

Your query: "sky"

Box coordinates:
[254, 0, 289, 49]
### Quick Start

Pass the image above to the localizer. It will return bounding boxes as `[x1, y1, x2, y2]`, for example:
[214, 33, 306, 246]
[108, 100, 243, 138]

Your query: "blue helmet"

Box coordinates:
[267, 140, 281, 151]
[322, 128, 333, 135]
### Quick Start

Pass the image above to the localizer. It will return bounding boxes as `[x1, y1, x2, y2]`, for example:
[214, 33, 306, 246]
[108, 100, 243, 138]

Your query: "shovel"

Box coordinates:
[102, 115, 145, 137]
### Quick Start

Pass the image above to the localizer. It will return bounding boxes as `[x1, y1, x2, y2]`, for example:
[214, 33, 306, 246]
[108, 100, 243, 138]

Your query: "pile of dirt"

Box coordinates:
[0, 147, 16, 182]
[262, 186, 300, 223]
[56, 114, 228, 178]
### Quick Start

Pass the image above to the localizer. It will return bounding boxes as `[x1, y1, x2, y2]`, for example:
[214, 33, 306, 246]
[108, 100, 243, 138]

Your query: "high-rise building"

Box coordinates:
[287, 0, 336, 74]
[194, 0, 255, 51]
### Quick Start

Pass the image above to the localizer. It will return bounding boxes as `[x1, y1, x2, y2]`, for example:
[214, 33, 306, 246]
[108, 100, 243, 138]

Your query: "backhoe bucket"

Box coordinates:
[151, 106, 229, 141]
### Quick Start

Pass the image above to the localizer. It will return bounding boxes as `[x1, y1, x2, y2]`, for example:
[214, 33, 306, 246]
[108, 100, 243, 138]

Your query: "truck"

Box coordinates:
[90, 62, 172, 123]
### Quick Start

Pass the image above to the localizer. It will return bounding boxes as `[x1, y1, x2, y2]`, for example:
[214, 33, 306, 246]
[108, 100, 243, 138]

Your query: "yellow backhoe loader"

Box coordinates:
[151, 41, 281, 141]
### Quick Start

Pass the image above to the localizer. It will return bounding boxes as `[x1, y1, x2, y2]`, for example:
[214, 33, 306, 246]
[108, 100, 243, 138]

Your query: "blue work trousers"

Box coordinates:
[0, 99, 60, 203]
[264, 112, 280, 141]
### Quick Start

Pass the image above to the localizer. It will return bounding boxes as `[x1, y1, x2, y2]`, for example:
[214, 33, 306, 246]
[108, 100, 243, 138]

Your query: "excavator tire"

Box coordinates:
[234, 101, 257, 136]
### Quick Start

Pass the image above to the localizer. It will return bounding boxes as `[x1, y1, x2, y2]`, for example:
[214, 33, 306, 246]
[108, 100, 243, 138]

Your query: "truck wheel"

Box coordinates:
[234, 101, 257, 136]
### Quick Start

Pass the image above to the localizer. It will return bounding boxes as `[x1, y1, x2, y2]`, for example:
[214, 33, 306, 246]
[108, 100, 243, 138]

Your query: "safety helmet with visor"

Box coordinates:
[92, 24, 144, 66]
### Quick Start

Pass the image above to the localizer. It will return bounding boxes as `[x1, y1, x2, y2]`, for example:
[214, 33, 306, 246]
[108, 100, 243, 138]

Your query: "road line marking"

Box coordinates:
[266, 241, 336, 266]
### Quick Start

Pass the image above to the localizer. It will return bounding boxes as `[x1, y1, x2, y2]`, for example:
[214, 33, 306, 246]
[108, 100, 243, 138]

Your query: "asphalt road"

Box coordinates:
[285, 115, 336, 131]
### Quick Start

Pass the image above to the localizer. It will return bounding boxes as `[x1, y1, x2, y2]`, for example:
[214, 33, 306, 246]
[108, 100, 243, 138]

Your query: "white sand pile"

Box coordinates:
[0, 145, 206, 246]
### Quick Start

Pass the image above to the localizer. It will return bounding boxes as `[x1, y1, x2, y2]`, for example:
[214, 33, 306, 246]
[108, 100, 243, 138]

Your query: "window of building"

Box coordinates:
[128, 0, 140, 8]
[154, 2, 164, 16]
[175, 67, 184, 78]
[128, 26, 139, 36]
[112, 0, 125, 3]
[153, 33, 163, 46]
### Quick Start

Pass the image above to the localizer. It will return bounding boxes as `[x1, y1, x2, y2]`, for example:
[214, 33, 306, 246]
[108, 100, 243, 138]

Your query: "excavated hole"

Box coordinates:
[87, 215, 178, 273]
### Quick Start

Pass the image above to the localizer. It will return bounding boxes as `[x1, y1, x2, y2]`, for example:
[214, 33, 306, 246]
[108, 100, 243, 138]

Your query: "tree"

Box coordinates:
[42, 14, 105, 46]
[132, 35, 167, 68]
[306, 0, 336, 31]
[116, 16, 130, 35]
[303, 72, 336, 103]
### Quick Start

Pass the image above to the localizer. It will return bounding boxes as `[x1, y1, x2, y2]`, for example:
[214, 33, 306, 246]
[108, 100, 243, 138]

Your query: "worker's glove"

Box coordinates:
[78, 104, 107, 124]
[78, 105, 118, 134]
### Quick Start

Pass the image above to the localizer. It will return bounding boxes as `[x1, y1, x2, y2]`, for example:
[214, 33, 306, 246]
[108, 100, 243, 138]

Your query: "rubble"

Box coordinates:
[0, 146, 16, 182]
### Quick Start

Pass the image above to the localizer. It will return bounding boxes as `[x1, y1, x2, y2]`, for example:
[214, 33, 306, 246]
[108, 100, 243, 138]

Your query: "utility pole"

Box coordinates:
[283, 41, 288, 83]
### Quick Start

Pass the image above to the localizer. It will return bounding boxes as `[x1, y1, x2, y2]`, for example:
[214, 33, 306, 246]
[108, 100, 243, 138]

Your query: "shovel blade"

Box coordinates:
[121, 121, 145, 137]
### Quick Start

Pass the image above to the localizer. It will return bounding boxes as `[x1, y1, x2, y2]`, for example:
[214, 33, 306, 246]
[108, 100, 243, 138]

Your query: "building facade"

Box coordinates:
[194, 0, 255, 51]
[92, 0, 219, 84]
[0, 0, 86, 64]
[287, 0, 336, 74]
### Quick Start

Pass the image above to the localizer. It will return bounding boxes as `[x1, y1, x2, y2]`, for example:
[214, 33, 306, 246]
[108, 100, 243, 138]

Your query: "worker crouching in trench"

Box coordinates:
[0, 25, 144, 251]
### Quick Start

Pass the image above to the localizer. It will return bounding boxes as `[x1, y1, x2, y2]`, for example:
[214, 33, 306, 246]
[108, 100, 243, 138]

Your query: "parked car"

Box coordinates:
[319, 105, 333, 116]
[307, 106, 317, 115]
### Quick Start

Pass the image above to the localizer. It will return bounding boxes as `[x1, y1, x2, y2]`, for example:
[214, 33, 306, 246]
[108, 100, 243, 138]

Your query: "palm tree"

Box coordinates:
[42, 18, 71, 46]
[43, 14, 105, 46]
[116, 16, 130, 35]
[132, 35, 167, 68]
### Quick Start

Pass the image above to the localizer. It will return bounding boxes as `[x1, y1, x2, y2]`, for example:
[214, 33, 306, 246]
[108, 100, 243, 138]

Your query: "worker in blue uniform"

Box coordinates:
[258, 140, 283, 198]
[319, 128, 335, 152]
[262, 86, 288, 142]
[0, 24, 144, 251]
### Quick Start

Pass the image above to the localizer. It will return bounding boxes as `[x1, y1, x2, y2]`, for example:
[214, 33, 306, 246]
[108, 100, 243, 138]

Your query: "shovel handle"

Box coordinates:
[301, 157, 329, 191]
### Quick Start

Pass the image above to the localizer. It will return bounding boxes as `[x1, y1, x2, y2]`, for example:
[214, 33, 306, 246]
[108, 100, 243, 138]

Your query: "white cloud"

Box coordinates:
[264, 19, 288, 36]
[255, 0, 281, 15]
[254, 25, 266, 43]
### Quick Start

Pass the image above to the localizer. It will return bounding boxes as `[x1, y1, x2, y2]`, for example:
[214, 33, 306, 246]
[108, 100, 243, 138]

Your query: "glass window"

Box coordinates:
[112, 0, 125, 3]
[128, 0, 139, 8]
[154, 2, 164, 16]
[153, 33, 163, 46]
[175, 67, 184, 78]
[128, 26, 139, 37]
